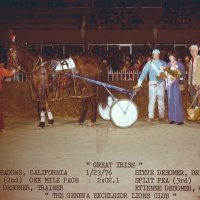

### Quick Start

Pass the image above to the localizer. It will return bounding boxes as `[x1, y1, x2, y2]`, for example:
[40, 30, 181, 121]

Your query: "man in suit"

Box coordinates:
[188, 45, 200, 108]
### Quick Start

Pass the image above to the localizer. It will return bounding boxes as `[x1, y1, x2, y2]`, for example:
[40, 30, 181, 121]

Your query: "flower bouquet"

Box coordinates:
[156, 71, 167, 80]
[157, 66, 181, 81]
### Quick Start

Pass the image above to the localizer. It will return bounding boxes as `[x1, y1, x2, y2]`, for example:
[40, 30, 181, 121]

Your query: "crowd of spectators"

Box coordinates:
[155, 7, 192, 28]
[84, 6, 196, 30]
[84, 8, 144, 30]
[1, 0, 200, 30]
[76, 44, 192, 74]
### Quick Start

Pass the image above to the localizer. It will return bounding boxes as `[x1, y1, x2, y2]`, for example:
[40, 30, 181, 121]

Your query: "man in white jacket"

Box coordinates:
[134, 49, 167, 122]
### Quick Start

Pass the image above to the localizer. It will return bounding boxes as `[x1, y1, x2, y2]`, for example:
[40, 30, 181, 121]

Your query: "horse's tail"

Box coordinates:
[97, 61, 109, 108]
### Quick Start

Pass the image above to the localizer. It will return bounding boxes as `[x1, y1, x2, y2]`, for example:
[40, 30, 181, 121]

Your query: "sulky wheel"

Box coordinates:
[98, 96, 116, 120]
[110, 99, 138, 128]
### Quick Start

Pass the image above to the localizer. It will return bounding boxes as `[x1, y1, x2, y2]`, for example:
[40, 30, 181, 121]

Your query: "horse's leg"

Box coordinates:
[90, 95, 98, 124]
[38, 102, 46, 128]
[45, 101, 54, 126]
[37, 102, 41, 121]
[78, 98, 89, 124]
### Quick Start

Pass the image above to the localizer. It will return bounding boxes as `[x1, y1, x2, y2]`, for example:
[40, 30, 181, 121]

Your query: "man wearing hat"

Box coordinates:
[133, 49, 167, 122]
[188, 45, 200, 109]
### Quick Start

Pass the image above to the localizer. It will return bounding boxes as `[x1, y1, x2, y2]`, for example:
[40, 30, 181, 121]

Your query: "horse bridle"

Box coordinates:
[8, 45, 43, 74]
[8, 46, 20, 70]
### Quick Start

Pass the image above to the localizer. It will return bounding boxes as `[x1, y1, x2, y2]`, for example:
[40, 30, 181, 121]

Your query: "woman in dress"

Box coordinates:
[166, 51, 185, 125]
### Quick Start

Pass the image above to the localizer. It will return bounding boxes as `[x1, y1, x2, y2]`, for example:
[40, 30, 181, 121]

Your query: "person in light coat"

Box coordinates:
[133, 49, 167, 122]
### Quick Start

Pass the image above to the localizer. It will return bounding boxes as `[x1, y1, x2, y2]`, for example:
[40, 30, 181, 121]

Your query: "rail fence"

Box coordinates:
[5, 70, 141, 82]
[6, 70, 188, 82]
[107, 70, 141, 81]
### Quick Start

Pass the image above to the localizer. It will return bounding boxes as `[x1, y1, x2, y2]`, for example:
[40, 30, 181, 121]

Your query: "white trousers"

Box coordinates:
[148, 81, 165, 119]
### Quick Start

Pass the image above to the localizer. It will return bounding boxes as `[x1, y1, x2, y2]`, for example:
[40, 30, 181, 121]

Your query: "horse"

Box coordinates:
[6, 41, 108, 128]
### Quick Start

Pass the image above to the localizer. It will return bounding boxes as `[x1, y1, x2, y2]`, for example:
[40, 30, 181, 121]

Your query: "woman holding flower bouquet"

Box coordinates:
[166, 51, 185, 125]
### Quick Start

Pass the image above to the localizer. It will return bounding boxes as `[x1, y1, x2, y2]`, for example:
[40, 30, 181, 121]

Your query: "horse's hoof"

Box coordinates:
[87, 122, 94, 126]
[48, 119, 54, 126]
[78, 121, 84, 125]
[38, 122, 45, 128]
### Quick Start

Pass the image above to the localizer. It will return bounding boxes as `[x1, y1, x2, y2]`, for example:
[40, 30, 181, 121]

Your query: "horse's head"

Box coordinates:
[7, 43, 23, 71]
[7, 41, 42, 73]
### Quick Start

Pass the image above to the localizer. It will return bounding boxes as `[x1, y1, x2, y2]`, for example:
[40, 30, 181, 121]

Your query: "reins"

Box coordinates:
[18, 56, 51, 75]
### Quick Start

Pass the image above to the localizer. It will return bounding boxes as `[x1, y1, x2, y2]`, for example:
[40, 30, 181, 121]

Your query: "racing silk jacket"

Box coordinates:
[137, 59, 167, 86]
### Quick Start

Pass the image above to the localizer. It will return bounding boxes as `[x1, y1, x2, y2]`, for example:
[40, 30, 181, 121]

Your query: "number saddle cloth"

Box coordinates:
[51, 57, 78, 74]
